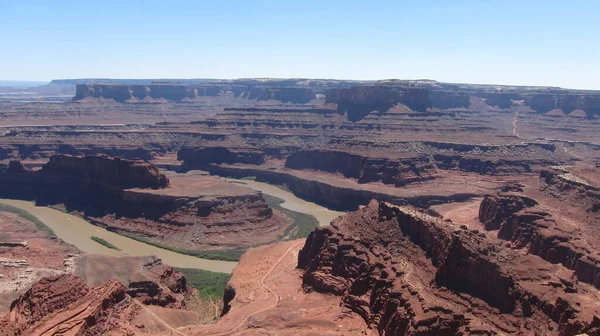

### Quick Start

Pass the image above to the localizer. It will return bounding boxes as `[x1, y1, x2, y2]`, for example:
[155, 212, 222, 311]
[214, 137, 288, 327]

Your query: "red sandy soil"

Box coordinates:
[188, 240, 370, 336]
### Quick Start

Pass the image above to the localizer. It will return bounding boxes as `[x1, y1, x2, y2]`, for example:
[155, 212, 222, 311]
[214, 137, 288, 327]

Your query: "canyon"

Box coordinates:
[1, 77, 599, 335]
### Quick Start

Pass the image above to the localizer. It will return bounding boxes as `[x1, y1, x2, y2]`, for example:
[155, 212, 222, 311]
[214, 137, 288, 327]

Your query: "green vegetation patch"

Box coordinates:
[121, 234, 246, 261]
[0, 203, 56, 236]
[90, 236, 121, 251]
[264, 194, 319, 240]
[239, 175, 257, 181]
[175, 267, 231, 301]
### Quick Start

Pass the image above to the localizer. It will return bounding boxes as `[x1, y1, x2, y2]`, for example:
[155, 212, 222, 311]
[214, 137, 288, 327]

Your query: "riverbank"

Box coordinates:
[225, 178, 346, 226]
[0, 199, 237, 273]
[0, 177, 345, 273]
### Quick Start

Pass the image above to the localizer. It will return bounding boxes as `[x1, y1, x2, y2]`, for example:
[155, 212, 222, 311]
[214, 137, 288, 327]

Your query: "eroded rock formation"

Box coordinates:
[478, 177, 600, 290]
[0, 155, 286, 253]
[0, 262, 194, 335]
[0, 274, 129, 335]
[325, 86, 433, 121]
[298, 200, 600, 335]
[74, 83, 221, 102]
[43, 154, 169, 189]
[285, 150, 437, 185]
[74, 83, 317, 104]
[232, 86, 316, 103]
[179, 146, 265, 167]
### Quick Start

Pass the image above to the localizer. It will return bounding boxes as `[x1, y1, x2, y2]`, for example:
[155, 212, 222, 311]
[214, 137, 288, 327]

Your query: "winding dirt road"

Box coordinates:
[512, 111, 521, 138]
[209, 241, 304, 336]
[134, 299, 188, 336]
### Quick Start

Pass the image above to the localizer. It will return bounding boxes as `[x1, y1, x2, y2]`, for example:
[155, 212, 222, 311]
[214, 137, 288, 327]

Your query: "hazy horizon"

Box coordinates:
[2, 0, 599, 89]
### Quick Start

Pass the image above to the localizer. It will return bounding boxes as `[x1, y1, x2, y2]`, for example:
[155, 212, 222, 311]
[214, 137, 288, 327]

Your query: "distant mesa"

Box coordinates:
[73, 82, 318, 104]
[52, 77, 600, 121]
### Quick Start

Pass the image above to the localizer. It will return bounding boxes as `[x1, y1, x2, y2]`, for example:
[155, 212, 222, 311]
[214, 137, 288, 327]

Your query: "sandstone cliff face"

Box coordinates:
[478, 194, 537, 230]
[325, 86, 433, 121]
[43, 154, 169, 189]
[74, 83, 221, 102]
[0, 266, 194, 335]
[232, 86, 316, 103]
[482, 92, 520, 109]
[96, 191, 281, 252]
[526, 93, 600, 115]
[528, 93, 557, 113]
[434, 154, 534, 175]
[298, 201, 600, 335]
[124, 257, 190, 309]
[428, 90, 471, 109]
[179, 146, 265, 167]
[540, 169, 600, 212]
[478, 192, 600, 290]
[285, 150, 437, 186]
[0, 274, 129, 335]
[74, 83, 317, 103]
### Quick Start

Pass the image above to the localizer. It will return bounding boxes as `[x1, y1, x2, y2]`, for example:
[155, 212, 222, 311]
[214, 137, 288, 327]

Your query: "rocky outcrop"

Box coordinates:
[221, 284, 236, 316]
[94, 191, 280, 253]
[478, 194, 537, 230]
[179, 146, 265, 167]
[0, 274, 129, 335]
[123, 258, 190, 309]
[0, 266, 195, 335]
[4, 275, 90, 330]
[434, 154, 534, 175]
[285, 150, 437, 186]
[42, 154, 169, 189]
[483, 92, 519, 109]
[298, 200, 600, 335]
[478, 192, 600, 289]
[540, 169, 600, 212]
[126, 280, 184, 309]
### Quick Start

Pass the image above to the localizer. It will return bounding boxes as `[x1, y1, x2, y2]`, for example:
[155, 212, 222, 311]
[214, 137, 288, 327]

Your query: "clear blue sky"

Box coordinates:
[1, 0, 599, 89]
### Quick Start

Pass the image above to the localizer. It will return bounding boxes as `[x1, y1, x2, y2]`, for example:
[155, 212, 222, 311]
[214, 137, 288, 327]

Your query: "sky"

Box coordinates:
[1, 0, 599, 89]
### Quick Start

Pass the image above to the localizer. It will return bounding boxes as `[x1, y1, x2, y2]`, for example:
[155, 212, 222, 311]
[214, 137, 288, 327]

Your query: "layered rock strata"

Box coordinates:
[0, 275, 129, 335]
[43, 154, 169, 189]
[298, 200, 600, 335]
[74, 83, 317, 103]
[0, 264, 193, 335]
[0, 155, 286, 252]
[285, 150, 437, 186]
[479, 191, 600, 289]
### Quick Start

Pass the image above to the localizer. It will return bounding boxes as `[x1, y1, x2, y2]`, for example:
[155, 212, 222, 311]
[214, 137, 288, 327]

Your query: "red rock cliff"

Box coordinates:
[42, 154, 169, 189]
[298, 200, 600, 335]
[74, 83, 221, 102]
[284, 149, 436, 186]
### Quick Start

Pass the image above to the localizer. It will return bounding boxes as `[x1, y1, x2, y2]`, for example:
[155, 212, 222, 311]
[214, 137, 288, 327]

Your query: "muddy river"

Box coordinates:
[227, 179, 346, 226]
[0, 180, 343, 274]
[0, 198, 237, 273]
